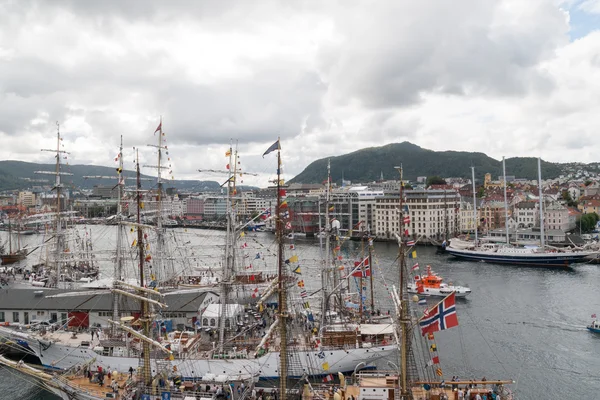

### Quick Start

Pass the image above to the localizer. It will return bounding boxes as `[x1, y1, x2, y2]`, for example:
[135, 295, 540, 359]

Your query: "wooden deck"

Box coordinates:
[64, 373, 128, 398]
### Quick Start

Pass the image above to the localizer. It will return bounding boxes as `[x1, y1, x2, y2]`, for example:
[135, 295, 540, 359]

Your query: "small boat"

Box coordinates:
[588, 316, 600, 334]
[1, 220, 28, 265]
[407, 264, 471, 298]
[1, 250, 27, 265]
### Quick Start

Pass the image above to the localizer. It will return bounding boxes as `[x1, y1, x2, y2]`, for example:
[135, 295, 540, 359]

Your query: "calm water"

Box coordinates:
[1, 226, 600, 399]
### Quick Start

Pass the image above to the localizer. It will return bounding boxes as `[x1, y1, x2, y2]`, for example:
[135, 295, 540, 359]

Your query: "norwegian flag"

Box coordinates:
[260, 208, 271, 220]
[322, 374, 334, 383]
[419, 292, 458, 336]
[403, 216, 411, 224]
[352, 265, 371, 278]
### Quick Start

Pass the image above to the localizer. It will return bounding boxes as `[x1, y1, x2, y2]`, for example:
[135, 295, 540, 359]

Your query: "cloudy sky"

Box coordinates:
[1, 0, 600, 186]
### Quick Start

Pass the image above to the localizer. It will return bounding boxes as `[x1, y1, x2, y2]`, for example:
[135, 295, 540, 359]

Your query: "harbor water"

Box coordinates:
[1, 226, 600, 399]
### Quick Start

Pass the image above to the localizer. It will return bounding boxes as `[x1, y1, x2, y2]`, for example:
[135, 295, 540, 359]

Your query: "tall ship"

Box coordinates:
[446, 159, 598, 267]
[0, 136, 396, 386]
[303, 165, 514, 400]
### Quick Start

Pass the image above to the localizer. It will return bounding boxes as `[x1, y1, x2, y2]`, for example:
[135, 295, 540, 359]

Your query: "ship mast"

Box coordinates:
[471, 167, 478, 245]
[368, 235, 375, 315]
[395, 165, 410, 399]
[136, 151, 152, 387]
[503, 157, 510, 245]
[275, 139, 289, 400]
[218, 142, 235, 355]
[320, 161, 332, 328]
[37, 122, 73, 288]
[145, 118, 168, 282]
[112, 136, 125, 336]
[538, 157, 545, 248]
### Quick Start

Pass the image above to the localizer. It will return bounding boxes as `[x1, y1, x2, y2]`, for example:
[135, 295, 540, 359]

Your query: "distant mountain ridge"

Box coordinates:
[290, 142, 587, 184]
[0, 160, 222, 192]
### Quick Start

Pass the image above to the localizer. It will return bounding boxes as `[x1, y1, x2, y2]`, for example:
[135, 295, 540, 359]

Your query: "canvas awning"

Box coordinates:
[359, 323, 394, 335]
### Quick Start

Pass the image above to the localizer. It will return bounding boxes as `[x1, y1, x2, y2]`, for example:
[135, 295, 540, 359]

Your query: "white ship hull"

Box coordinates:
[0, 327, 396, 380]
[406, 283, 471, 298]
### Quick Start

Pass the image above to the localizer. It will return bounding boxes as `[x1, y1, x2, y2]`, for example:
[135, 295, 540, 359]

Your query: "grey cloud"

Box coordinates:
[319, 1, 566, 109]
[159, 66, 327, 146]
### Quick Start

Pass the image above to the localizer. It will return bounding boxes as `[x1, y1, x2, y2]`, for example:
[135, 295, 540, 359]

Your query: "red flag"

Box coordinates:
[432, 356, 440, 364]
[419, 292, 458, 336]
[154, 122, 162, 133]
[250, 275, 255, 281]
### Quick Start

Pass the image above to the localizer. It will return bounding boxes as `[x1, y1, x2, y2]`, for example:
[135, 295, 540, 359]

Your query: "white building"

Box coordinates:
[406, 190, 460, 240]
[515, 201, 539, 228]
[349, 187, 384, 233]
[199, 304, 245, 330]
[459, 201, 477, 233]
[544, 202, 574, 232]
[374, 189, 460, 240]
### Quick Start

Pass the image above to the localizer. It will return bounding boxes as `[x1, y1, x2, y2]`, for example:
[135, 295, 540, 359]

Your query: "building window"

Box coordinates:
[0, 312, 4, 322]
[210, 318, 216, 327]
[13, 312, 19, 323]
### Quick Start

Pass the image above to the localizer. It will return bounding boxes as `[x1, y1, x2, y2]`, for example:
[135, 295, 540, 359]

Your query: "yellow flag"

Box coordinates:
[322, 362, 329, 371]
[289, 255, 299, 263]
[140, 202, 144, 209]
[132, 239, 137, 247]
[240, 232, 245, 238]
[225, 150, 231, 157]
[259, 303, 264, 312]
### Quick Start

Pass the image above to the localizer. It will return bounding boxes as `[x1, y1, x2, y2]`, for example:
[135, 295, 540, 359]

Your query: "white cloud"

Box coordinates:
[0, 0, 599, 186]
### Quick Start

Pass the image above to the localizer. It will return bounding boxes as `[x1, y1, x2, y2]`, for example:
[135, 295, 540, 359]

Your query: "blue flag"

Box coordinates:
[263, 139, 280, 157]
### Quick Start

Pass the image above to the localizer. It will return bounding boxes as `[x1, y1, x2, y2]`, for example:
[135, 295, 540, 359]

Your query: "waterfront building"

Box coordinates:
[375, 189, 460, 240]
[18, 191, 36, 207]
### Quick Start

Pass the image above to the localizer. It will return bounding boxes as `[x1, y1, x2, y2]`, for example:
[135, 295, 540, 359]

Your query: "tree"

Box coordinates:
[561, 190, 577, 207]
[426, 176, 446, 186]
[580, 213, 600, 233]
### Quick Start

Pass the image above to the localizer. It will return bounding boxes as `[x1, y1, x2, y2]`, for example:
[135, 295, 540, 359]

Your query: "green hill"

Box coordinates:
[289, 142, 564, 184]
[0, 160, 222, 192]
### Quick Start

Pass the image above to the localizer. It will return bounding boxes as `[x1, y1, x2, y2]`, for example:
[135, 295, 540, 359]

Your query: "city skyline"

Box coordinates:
[2, 1, 600, 187]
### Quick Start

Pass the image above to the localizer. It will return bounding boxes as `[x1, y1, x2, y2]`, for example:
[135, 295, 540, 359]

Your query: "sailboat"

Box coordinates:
[303, 165, 514, 400]
[0, 219, 27, 265]
[0, 137, 396, 382]
[0, 151, 257, 400]
[446, 160, 598, 267]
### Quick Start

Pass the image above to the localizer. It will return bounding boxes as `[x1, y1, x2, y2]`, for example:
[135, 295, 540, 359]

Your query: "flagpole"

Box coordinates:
[368, 235, 375, 316]
[395, 165, 410, 399]
[275, 138, 288, 400]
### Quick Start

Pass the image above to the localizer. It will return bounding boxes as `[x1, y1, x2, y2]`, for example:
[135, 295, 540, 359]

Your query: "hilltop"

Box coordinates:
[289, 142, 582, 184]
[0, 160, 221, 192]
